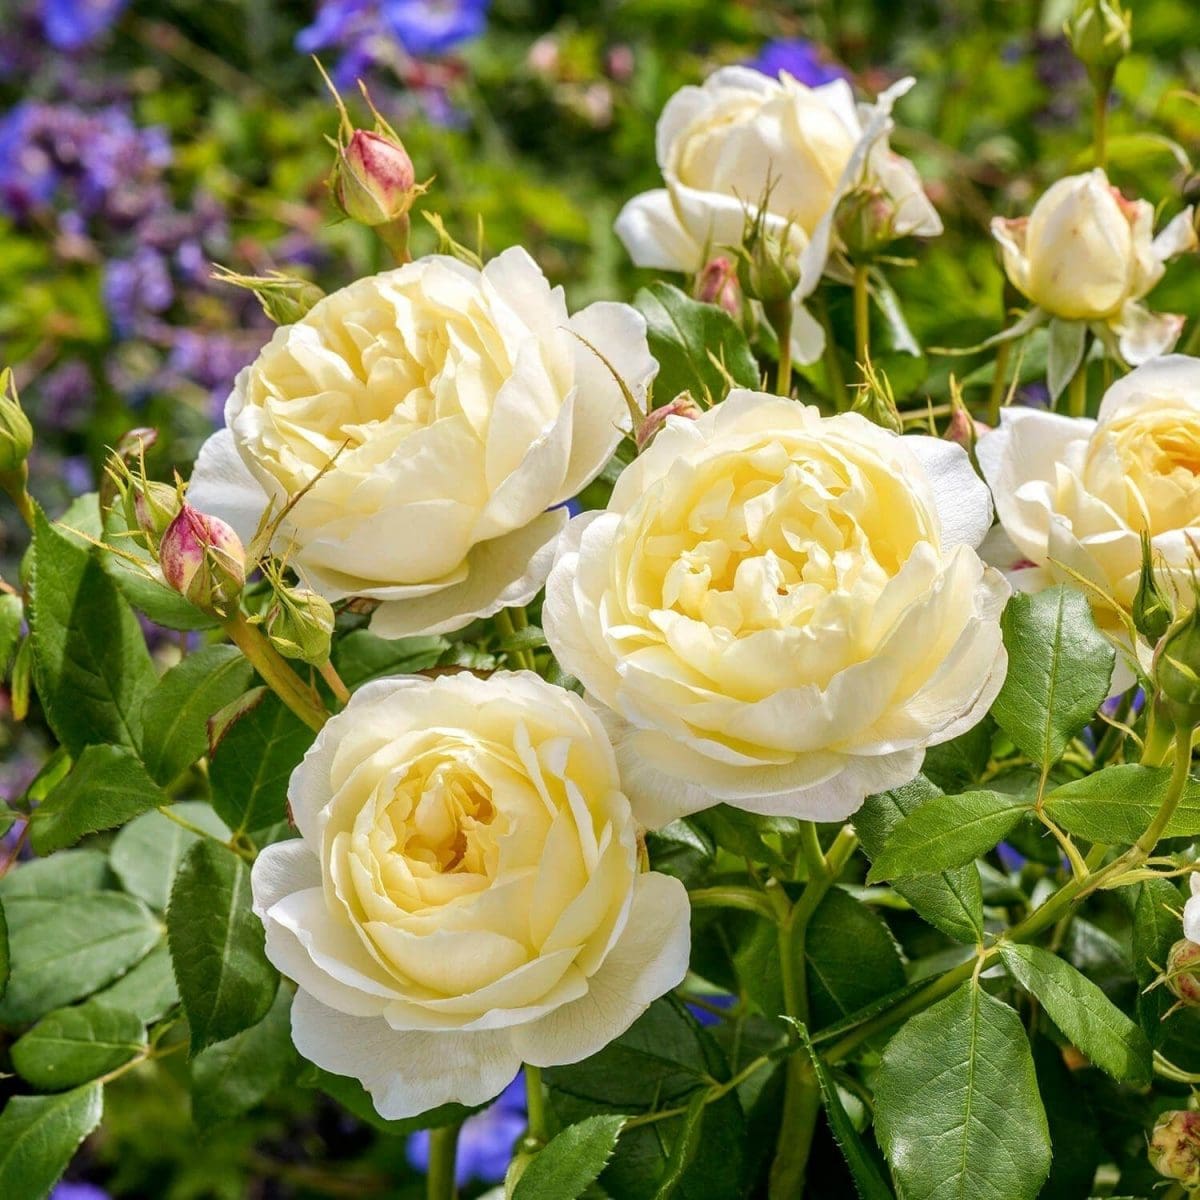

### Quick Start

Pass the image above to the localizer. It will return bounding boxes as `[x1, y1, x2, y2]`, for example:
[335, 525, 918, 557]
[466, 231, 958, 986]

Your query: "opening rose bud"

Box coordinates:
[334, 129, 417, 227]
[160, 504, 246, 617]
[1165, 939, 1200, 1009]
[635, 392, 701, 452]
[694, 256, 741, 316]
[1149, 1109, 1200, 1187]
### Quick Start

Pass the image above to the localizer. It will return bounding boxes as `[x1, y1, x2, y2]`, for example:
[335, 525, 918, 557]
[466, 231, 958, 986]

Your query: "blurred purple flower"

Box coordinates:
[39, 0, 128, 50]
[996, 842, 1027, 873]
[61, 455, 94, 497]
[384, 0, 488, 56]
[687, 991, 736, 1027]
[407, 1076, 525, 1187]
[745, 39, 847, 87]
[49, 1184, 110, 1200]
[104, 248, 175, 336]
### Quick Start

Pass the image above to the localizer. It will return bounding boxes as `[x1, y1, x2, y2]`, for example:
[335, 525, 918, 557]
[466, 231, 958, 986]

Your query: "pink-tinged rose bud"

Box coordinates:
[1166, 939, 1200, 1008]
[606, 44, 635, 83]
[695, 256, 741, 316]
[160, 504, 246, 616]
[128, 479, 182, 542]
[334, 129, 417, 227]
[1149, 1109, 1200, 1187]
[636, 393, 702, 452]
[944, 406, 989, 449]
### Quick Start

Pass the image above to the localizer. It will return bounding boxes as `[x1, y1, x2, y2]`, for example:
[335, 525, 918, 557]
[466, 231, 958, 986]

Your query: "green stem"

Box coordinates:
[766, 299, 794, 395]
[157, 805, 253, 862]
[816, 291, 848, 411]
[1066, 358, 1088, 418]
[688, 885, 777, 920]
[852, 264, 870, 381]
[987, 338, 1012, 427]
[768, 1055, 821, 1200]
[1134, 732, 1193, 856]
[1092, 73, 1111, 169]
[796, 821, 827, 882]
[0, 466, 36, 531]
[222, 611, 327, 733]
[426, 1123, 461, 1200]
[524, 1064, 547, 1146]
[495, 608, 536, 672]
[318, 659, 351, 708]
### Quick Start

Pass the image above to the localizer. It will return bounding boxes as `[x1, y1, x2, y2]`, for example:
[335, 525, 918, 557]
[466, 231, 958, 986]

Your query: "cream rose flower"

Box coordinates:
[188, 248, 656, 638]
[543, 390, 1009, 829]
[251, 671, 690, 1119]
[614, 68, 941, 364]
[977, 355, 1200, 665]
[991, 170, 1195, 365]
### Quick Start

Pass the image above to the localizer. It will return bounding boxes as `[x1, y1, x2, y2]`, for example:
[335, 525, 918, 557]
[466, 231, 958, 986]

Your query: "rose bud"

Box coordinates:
[126, 479, 182, 543]
[1132, 531, 1174, 644]
[1153, 588, 1200, 727]
[736, 213, 800, 307]
[1066, 0, 1132, 77]
[635, 392, 702, 452]
[265, 585, 336, 666]
[991, 170, 1195, 365]
[160, 504, 246, 617]
[835, 184, 899, 259]
[333, 128, 417, 228]
[695, 256, 741, 317]
[0, 368, 33, 475]
[213, 266, 324, 326]
[1165, 939, 1200, 1008]
[1149, 1109, 1200, 1188]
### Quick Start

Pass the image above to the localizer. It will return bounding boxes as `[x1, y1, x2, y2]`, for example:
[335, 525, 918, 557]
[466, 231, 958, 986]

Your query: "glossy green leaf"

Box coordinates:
[167, 840, 277, 1053]
[0, 892, 160, 1024]
[332, 629, 450, 687]
[208, 691, 312, 834]
[109, 803, 231, 912]
[138, 645, 254, 786]
[191, 985, 296, 1128]
[0, 591, 22, 673]
[991, 587, 1114, 768]
[0, 1084, 103, 1199]
[867, 791, 1031, 883]
[29, 744, 170, 855]
[1128, 877, 1185, 1045]
[93, 942, 178, 1025]
[0, 850, 114, 901]
[1000, 943, 1151, 1084]
[634, 281, 759, 404]
[875, 982, 1051, 1200]
[27, 509, 157, 756]
[1042, 764, 1200, 844]
[12, 1000, 146, 1091]
[856, 776, 984, 943]
[513, 1114, 628, 1200]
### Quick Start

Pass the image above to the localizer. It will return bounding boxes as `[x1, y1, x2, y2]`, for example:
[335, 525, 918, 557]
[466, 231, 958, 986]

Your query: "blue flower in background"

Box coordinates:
[687, 991, 736, 1027]
[745, 38, 847, 87]
[407, 1076, 525, 1187]
[384, 0, 488, 57]
[49, 1184, 110, 1200]
[103, 248, 174, 337]
[39, 0, 128, 51]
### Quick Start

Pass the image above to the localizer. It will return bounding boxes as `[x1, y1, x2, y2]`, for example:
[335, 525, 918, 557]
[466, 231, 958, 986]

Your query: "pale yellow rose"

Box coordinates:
[978, 354, 1200, 667]
[991, 170, 1195, 364]
[543, 390, 1009, 829]
[189, 248, 656, 638]
[251, 671, 690, 1118]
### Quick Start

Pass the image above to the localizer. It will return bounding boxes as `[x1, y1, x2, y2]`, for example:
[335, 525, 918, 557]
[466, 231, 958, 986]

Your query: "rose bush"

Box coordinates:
[544, 389, 1009, 827]
[188, 248, 656, 638]
[251, 670, 689, 1117]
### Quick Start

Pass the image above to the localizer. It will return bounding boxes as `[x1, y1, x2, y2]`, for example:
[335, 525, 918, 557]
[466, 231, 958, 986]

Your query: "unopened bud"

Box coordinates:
[737, 229, 799, 306]
[1150, 1109, 1200, 1188]
[1165, 939, 1200, 1008]
[1132, 532, 1174, 644]
[1153, 589, 1200, 727]
[160, 505, 245, 617]
[100, 427, 158, 512]
[636, 393, 702, 452]
[944, 405, 989, 451]
[836, 184, 899, 259]
[213, 267, 324, 325]
[695, 256, 741, 316]
[334, 128, 417, 227]
[0, 369, 33, 474]
[852, 358, 903, 434]
[1066, 0, 1132, 77]
[126, 480, 182, 542]
[265, 585, 335, 665]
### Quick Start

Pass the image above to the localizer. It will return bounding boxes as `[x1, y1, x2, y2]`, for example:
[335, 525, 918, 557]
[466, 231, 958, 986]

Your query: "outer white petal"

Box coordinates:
[186, 428, 271, 545]
[1098, 353, 1200, 422]
[251, 838, 322, 916]
[1184, 893, 1200, 946]
[904, 436, 994, 550]
[614, 190, 703, 272]
[563, 301, 658, 497]
[1112, 303, 1186, 367]
[369, 509, 568, 639]
[1151, 207, 1197, 261]
[290, 990, 521, 1119]
[789, 299, 827, 366]
[512, 871, 690, 1067]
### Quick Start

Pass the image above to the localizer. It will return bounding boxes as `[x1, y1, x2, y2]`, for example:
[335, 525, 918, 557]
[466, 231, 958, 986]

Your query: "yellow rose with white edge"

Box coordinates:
[251, 671, 690, 1118]
[614, 68, 941, 364]
[543, 390, 1009, 829]
[188, 249, 656, 638]
[978, 354, 1200, 675]
[991, 170, 1195, 364]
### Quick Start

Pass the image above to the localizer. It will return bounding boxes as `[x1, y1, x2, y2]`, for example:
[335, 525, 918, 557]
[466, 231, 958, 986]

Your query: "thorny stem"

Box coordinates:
[222, 610, 328, 733]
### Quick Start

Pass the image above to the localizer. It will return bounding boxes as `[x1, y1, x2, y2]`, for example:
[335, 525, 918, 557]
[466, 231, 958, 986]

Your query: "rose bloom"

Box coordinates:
[251, 671, 690, 1118]
[188, 249, 655, 638]
[543, 390, 1009, 829]
[978, 355, 1200, 663]
[614, 67, 941, 362]
[991, 170, 1195, 364]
